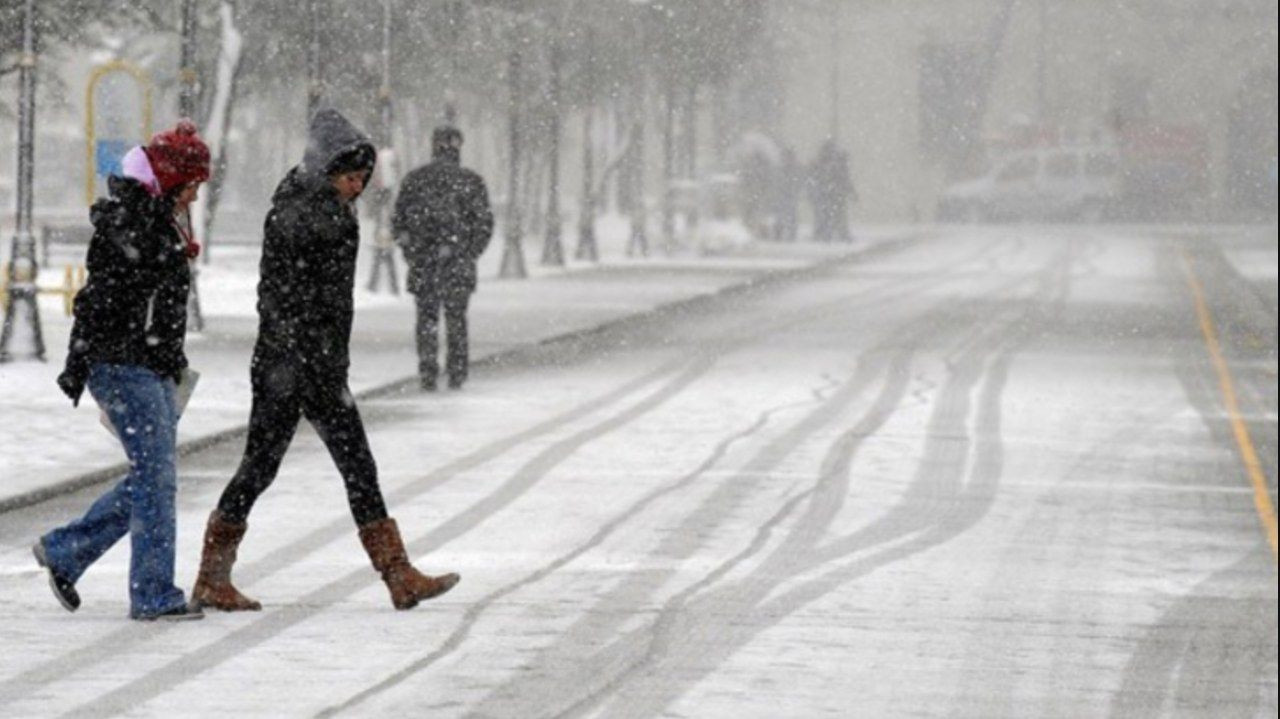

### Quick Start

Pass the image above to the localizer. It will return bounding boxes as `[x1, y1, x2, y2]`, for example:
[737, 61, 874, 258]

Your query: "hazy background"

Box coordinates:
[1, 0, 1277, 250]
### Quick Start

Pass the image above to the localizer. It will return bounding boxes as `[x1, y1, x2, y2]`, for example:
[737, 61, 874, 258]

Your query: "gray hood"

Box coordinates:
[300, 108, 375, 179]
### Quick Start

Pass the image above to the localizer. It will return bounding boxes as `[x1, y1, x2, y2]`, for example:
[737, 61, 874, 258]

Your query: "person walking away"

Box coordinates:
[809, 139, 857, 243]
[192, 109, 459, 612]
[834, 146, 857, 242]
[35, 120, 209, 621]
[773, 146, 801, 242]
[392, 125, 494, 391]
[737, 149, 773, 240]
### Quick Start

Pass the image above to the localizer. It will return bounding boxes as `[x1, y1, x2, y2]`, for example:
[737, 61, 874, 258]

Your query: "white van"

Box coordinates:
[937, 146, 1120, 222]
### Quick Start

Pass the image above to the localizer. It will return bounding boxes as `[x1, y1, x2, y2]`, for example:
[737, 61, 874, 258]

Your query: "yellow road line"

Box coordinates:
[1179, 249, 1278, 559]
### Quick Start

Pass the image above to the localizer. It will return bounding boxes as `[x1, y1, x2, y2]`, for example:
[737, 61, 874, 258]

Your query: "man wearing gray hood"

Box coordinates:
[192, 109, 459, 611]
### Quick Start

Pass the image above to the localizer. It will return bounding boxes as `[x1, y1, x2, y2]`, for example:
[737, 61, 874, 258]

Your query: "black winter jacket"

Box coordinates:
[392, 155, 494, 295]
[58, 176, 191, 404]
[251, 110, 374, 385]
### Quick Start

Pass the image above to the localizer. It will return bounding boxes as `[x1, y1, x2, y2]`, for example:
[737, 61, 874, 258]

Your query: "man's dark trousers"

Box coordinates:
[415, 289, 470, 388]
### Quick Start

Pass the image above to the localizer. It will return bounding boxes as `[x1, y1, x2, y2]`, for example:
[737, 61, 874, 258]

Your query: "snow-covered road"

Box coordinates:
[1, 226, 1276, 717]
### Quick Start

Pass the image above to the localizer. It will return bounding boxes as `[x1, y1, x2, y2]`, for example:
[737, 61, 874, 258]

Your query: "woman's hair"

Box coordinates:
[327, 145, 376, 177]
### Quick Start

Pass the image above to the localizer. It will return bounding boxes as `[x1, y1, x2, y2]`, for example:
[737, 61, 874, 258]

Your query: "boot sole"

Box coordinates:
[394, 574, 460, 610]
[135, 609, 205, 622]
[191, 602, 262, 612]
[32, 541, 79, 613]
[190, 590, 262, 612]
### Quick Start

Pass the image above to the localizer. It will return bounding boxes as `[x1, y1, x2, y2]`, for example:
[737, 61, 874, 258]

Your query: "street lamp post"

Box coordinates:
[180, 0, 199, 119]
[307, 0, 324, 118]
[575, 29, 599, 263]
[0, 0, 47, 363]
[179, 0, 205, 331]
[541, 43, 565, 267]
[626, 0, 651, 257]
[626, 77, 649, 258]
[661, 79, 675, 254]
[367, 0, 400, 293]
[681, 82, 698, 233]
[828, 0, 841, 141]
[1036, 0, 1048, 124]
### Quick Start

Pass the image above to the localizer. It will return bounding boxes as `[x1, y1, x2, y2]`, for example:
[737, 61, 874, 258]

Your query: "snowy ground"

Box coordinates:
[0, 223, 1275, 718]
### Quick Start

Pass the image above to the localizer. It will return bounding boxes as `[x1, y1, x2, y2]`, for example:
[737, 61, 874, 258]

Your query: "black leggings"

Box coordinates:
[216, 362, 389, 527]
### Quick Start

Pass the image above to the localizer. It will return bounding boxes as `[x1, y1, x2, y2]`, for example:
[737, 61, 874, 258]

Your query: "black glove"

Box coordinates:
[57, 366, 88, 407]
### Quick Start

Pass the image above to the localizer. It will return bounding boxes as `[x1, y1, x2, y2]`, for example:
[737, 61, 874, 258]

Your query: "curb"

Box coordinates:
[0, 236, 914, 515]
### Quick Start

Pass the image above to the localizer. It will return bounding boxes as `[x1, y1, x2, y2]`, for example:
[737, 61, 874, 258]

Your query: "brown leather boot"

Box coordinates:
[358, 518, 460, 610]
[191, 510, 262, 611]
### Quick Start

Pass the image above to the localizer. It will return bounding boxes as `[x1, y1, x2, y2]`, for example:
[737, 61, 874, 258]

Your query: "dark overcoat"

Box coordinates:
[392, 154, 494, 296]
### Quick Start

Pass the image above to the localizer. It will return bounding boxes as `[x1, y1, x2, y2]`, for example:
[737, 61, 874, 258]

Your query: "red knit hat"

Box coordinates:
[143, 119, 211, 193]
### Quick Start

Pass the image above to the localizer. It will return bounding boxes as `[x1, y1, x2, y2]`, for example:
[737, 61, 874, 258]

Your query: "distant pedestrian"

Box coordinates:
[809, 139, 857, 243]
[192, 109, 459, 612]
[36, 120, 209, 621]
[392, 125, 494, 391]
[738, 148, 774, 240]
[773, 146, 801, 242]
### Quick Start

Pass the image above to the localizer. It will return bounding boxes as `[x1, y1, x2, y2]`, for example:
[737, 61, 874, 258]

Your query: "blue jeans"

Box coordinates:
[40, 363, 187, 618]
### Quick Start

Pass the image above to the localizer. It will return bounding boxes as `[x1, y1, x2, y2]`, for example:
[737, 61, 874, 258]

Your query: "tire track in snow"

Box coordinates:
[467, 240, 1071, 718]
[551, 345, 921, 719]
[1111, 549, 1277, 718]
[550, 323, 999, 718]
[558, 326, 1023, 718]
[461, 321, 946, 717]
[557, 243, 1072, 719]
[969, 396, 1209, 717]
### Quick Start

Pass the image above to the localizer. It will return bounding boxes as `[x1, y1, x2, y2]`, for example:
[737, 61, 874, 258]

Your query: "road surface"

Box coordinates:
[1, 226, 1275, 717]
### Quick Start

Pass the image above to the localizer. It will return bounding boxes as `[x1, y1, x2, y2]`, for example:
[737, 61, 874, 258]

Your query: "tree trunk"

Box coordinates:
[682, 83, 699, 232]
[542, 46, 565, 267]
[575, 104, 598, 262]
[710, 81, 729, 220]
[662, 80, 676, 253]
[498, 44, 527, 279]
[627, 80, 649, 258]
[524, 151, 544, 238]
[192, 0, 243, 265]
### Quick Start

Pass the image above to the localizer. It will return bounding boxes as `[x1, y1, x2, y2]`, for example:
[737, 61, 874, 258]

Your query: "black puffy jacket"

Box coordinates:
[251, 110, 373, 384]
[58, 176, 190, 404]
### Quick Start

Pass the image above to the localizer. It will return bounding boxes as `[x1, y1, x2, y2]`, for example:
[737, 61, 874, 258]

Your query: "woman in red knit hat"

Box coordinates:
[34, 120, 210, 621]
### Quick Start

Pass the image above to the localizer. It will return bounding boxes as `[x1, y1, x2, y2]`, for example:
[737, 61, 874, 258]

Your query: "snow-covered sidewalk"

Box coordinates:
[1, 220, 899, 509]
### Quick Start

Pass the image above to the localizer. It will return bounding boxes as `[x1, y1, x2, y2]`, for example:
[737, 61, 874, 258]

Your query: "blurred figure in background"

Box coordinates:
[809, 139, 857, 243]
[773, 146, 801, 242]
